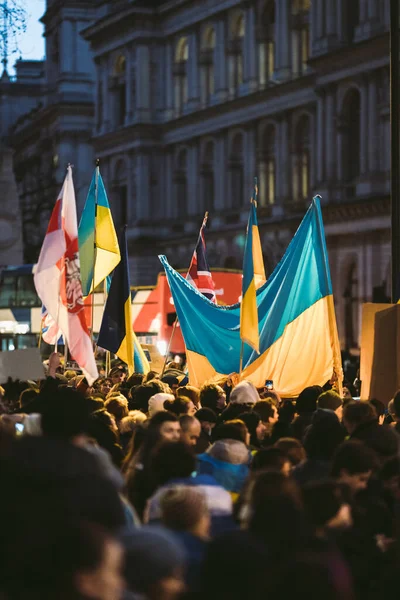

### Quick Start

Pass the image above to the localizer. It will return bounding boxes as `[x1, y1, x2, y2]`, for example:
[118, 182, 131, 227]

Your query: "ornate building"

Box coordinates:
[80, 0, 391, 351]
[11, 0, 97, 263]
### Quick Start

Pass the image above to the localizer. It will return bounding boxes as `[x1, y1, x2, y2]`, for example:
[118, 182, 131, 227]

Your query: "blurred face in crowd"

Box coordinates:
[200, 420, 215, 436]
[339, 469, 372, 494]
[76, 539, 125, 600]
[160, 420, 181, 442]
[216, 386, 227, 410]
[111, 370, 125, 385]
[256, 420, 267, 441]
[100, 379, 113, 396]
[151, 567, 185, 600]
[181, 419, 201, 447]
[342, 387, 352, 400]
[327, 503, 353, 531]
[186, 401, 197, 417]
[269, 406, 279, 425]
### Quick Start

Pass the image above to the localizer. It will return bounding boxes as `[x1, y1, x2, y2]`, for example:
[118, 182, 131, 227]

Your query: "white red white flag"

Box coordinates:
[34, 166, 98, 384]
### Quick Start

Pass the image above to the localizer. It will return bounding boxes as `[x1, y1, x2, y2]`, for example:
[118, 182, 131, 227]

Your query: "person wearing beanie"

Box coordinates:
[121, 525, 186, 600]
[317, 390, 343, 421]
[159, 486, 210, 592]
[148, 393, 174, 418]
[218, 381, 260, 424]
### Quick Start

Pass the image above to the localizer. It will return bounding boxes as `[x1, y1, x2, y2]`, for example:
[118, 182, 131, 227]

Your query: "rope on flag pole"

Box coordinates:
[160, 211, 209, 378]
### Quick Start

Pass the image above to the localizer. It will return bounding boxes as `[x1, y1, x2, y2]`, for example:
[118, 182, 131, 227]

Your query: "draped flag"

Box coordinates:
[34, 167, 98, 384]
[97, 227, 150, 376]
[41, 305, 63, 346]
[78, 166, 121, 296]
[159, 196, 342, 396]
[187, 214, 216, 303]
[240, 183, 266, 353]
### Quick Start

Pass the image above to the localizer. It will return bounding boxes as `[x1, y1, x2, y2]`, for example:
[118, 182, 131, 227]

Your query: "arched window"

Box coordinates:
[229, 133, 244, 209]
[258, 2, 275, 86]
[113, 55, 126, 127]
[228, 13, 245, 96]
[258, 124, 276, 206]
[200, 27, 216, 106]
[342, 89, 361, 188]
[174, 37, 189, 115]
[112, 160, 128, 227]
[174, 149, 188, 216]
[291, 0, 310, 77]
[292, 115, 310, 202]
[201, 141, 215, 212]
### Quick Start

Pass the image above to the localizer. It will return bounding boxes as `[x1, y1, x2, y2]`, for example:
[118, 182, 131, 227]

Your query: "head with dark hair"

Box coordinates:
[238, 411, 265, 447]
[104, 396, 129, 422]
[331, 440, 377, 493]
[159, 485, 210, 536]
[195, 407, 217, 424]
[274, 437, 306, 466]
[163, 396, 196, 417]
[254, 400, 278, 425]
[296, 385, 322, 415]
[303, 480, 352, 532]
[179, 414, 201, 447]
[317, 391, 343, 421]
[19, 387, 39, 410]
[85, 397, 105, 414]
[342, 401, 377, 434]
[150, 440, 196, 488]
[126, 373, 145, 388]
[213, 420, 248, 445]
[278, 400, 296, 425]
[393, 390, 400, 420]
[177, 385, 200, 407]
[41, 388, 91, 442]
[131, 384, 159, 413]
[369, 398, 386, 424]
[86, 410, 123, 468]
[251, 447, 291, 475]
[303, 411, 345, 461]
[200, 382, 226, 412]
[149, 410, 181, 443]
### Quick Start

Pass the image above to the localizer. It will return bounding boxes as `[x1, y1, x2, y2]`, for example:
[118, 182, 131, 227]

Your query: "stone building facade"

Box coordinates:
[80, 0, 391, 351]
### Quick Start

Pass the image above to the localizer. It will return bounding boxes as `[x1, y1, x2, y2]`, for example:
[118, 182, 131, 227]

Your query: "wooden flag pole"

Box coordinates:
[91, 158, 100, 346]
[160, 211, 209, 378]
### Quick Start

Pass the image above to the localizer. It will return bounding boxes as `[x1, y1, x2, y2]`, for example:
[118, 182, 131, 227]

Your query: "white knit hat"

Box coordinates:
[229, 381, 260, 405]
[148, 393, 174, 417]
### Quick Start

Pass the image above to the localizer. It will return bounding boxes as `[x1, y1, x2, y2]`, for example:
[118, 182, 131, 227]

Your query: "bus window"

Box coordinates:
[0, 274, 17, 308]
[17, 275, 40, 307]
[16, 334, 37, 349]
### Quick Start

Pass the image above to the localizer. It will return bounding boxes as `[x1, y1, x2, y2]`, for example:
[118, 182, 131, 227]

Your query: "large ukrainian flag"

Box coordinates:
[240, 186, 266, 353]
[159, 197, 342, 396]
[78, 167, 121, 296]
[98, 228, 149, 376]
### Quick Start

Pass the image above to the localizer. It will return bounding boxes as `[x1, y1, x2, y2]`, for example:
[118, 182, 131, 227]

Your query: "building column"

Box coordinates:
[215, 19, 227, 101]
[244, 4, 257, 91]
[275, 0, 291, 80]
[214, 135, 226, 211]
[103, 62, 110, 133]
[136, 45, 150, 121]
[360, 76, 369, 176]
[187, 33, 199, 110]
[136, 153, 150, 220]
[368, 72, 378, 173]
[125, 49, 133, 124]
[244, 126, 256, 200]
[326, 0, 338, 39]
[310, 0, 320, 55]
[165, 43, 174, 120]
[316, 89, 325, 183]
[316, 0, 325, 39]
[278, 113, 289, 203]
[325, 85, 336, 181]
[188, 144, 199, 216]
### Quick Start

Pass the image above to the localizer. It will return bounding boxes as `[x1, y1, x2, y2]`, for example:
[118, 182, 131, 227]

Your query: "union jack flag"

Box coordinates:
[187, 214, 216, 303]
[41, 305, 63, 346]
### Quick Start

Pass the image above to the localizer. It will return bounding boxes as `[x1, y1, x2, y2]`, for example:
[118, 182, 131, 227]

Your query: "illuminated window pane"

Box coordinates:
[267, 41, 274, 80]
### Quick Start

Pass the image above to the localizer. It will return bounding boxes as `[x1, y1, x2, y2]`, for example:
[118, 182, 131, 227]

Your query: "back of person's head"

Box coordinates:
[131, 384, 156, 413]
[331, 440, 378, 477]
[195, 407, 217, 424]
[303, 411, 345, 460]
[159, 485, 209, 533]
[296, 385, 322, 414]
[19, 387, 39, 409]
[230, 381, 259, 406]
[261, 390, 281, 408]
[254, 399, 275, 423]
[238, 411, 261, 445]
[342, 401, 376, 432]
[150, 440, 196, 487]
[317, 390, 343, 412]
[200, 382, 223, 411]
[63, 369, 78, 381]
[302, 480, 352, 530]
[41, 387, 91, 441]
[119, 411, 147, 435]
[388, 398, 396, 418]
[251, 448, 291, 474]
[179, 414, 197, 433]
[104, 396, 129, 422]
[369, 398, 386, 421]
[213, 420, 247, 444]
[393, 390, 400, 419]
[278, 400, 296, 424]
[163, 396, 193, 416]
[85, 397, 105, 414]
[148, 392, 174, 417]
[126, 373, 145, 387]
[275, 437, 306, 466]
[148, 410, 179, 429]
[177, 385, 200, 407]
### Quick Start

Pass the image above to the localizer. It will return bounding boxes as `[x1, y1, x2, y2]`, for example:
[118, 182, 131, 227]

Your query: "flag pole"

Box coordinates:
[239, 341, 244, 380]
[91, 158, 100, 345]
[160, 211, 209, 377]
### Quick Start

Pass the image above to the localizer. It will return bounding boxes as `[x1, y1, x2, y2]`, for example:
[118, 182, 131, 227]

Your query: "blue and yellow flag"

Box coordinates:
[240, 183, 266, 353]
[98, 228, 149, 376]
[78, 167, 121, 296]
[159, 196, 342, 397]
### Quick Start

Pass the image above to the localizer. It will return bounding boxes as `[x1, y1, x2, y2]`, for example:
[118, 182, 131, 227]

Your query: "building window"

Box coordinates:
[342, 89, 361, 188]
[97, 80, 103, 130]
[228, 13, 245, 96]
[292, 115, 310, 202]
[291, 0, 310, 77]
[112, 160, 128, 227]
[258, 1, 275, 86]
[258, 124, 276, 206]
[174, 149, 188, 216]
[174, 37, 189, 115]
[229, 133, 244, 209]
[201, 141, 215, 212]
[113, 55, 126, 127]
[343, 262, 358, 350]
[347, 0, 360, 42]
[200, 27, 216, 106]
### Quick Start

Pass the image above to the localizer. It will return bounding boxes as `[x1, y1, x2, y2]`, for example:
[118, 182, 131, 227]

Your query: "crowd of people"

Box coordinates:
[0, 351, 399, 600]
